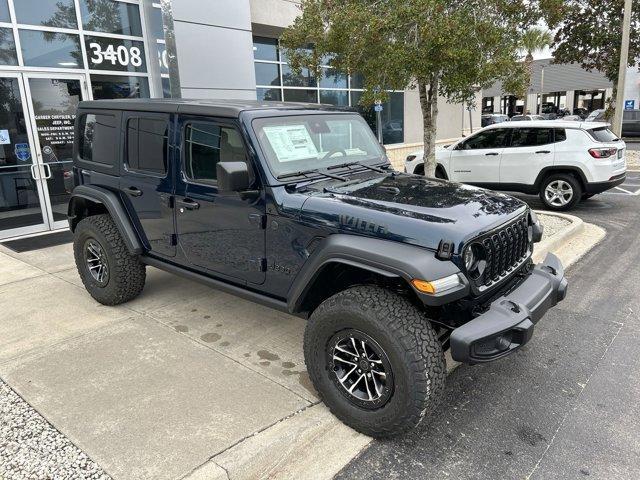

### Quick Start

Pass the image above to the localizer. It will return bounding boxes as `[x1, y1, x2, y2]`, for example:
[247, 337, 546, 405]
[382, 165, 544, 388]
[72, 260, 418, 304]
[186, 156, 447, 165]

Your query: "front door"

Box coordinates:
[175, 116, 266, 285]
[449, 128, 510, 185]
[23, 73, 89, 231]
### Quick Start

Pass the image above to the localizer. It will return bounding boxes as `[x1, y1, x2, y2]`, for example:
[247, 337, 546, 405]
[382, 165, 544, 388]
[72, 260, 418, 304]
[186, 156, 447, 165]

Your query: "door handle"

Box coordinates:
[125, 186, 143, 197]
[30, 164, 39, 180]
[535, 150, 551, 154]
[42, 163, 52, 179]
[177, 198, 200, 210]
[485, 152, 499, 156]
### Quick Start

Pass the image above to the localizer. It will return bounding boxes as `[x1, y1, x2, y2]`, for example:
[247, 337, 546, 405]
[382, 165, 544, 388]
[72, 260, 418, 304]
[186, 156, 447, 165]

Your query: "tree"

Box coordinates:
[280, 0, 536, 176]
[544, 0, 640, 117]
[520, 27, 552, 113]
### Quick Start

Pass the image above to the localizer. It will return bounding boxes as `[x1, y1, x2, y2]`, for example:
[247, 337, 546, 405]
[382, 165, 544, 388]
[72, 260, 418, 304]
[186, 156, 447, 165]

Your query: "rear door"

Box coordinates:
[499, 127, 555, 185]
[119, 111, 176, 257]
[449, 128, 509, 184]
[174, 116, 266, 285]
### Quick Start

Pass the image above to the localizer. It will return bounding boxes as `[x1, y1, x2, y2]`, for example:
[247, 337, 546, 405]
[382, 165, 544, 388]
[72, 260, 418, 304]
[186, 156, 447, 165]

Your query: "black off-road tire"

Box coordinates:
[539, 173, 582, 211]
[73, 214, 146, 305]
[304, 286, 446, 438]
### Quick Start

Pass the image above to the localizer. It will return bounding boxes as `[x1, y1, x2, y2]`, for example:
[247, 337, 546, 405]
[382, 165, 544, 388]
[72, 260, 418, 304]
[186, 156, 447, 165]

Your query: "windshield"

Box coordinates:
[252, 114, 385, 178]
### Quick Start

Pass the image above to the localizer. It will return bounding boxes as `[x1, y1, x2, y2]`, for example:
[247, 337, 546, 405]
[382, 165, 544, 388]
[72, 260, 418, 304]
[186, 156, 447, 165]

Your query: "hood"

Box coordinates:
[297, 172, 527, 251]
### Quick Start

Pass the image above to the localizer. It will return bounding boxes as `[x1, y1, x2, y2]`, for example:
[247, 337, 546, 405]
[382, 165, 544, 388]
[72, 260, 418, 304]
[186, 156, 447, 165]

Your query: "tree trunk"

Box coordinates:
[418, 75, 439, 177]
[523, 53, 533, 114]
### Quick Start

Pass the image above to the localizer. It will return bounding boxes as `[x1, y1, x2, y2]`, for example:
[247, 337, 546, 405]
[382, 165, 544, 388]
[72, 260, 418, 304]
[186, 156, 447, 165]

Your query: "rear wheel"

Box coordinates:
[304, 286, 446, 438]
[539, 173, 582, 211]
[73, 214, 146, 305]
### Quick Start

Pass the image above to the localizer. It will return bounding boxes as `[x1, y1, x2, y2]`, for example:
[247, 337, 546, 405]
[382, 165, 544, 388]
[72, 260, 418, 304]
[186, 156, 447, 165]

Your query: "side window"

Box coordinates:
[509, 128, 552, 148]
[463, 128, 509, 150]
[554, 128, 567, 142]
[79, 113, 117, 164]
[126, 116, 169, 175]
[183, 122, 246, 184]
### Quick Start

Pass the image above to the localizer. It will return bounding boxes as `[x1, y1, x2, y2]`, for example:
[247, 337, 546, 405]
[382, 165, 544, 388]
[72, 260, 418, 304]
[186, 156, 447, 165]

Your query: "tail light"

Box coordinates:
[588, 147, 618, 159]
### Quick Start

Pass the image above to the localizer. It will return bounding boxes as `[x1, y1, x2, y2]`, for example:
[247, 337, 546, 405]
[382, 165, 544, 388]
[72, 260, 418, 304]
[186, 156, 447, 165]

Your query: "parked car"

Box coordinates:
[69, 99, 566, 438]
[585, 109, 606, 122]
[405, 120, 627, 210]
[510, 114, 545, 121]
[622, 109, 640, 137]
[573, 107, 589, 119]
[559, 115, 582, 121]
[481, 114, 509, 127]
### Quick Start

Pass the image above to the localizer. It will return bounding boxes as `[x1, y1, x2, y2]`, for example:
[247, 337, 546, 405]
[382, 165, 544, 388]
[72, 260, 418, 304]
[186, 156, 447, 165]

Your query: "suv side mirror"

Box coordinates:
[217, 161, 250, 192]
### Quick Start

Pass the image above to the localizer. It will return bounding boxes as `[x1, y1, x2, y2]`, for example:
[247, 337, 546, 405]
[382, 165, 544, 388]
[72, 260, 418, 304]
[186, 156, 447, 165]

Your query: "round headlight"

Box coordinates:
[464, 247, 475, 271]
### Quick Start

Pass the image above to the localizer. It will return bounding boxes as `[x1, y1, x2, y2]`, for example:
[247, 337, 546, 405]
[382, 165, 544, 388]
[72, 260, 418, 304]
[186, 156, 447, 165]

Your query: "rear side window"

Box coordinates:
[587, 127, 619, 142]
[126, 116, 169, 175]
[183, 122, 246, 184]
[554, 129, 566, 142]
[79, 113, 117, 164]
[509, 128, 553, 147]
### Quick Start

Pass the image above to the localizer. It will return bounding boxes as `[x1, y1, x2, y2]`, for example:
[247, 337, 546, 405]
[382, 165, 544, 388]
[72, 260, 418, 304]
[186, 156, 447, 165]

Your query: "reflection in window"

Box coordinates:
[282, 64, 316, 87]
[14, 0, 77, 29]
[283, 89, 317, 103]
[320, 68, 347, 89]
[79, 0, 143, 37]
[85, 36, 146, 73]
[257, 88, 281, 102]
[0, 0, 9, 23]
[253, 36, 278, 61]
[0, 28, 17, 66]
[157, 43, 168, 74]
[79, 113, 117, 165]
[161, 77, 171, 98]
[126, 117, 168, 175]
[254, 63, 280, 86]
[19, 30, 82, 68]
[91, 75, 150, 99]
[320, 90, 348, 106]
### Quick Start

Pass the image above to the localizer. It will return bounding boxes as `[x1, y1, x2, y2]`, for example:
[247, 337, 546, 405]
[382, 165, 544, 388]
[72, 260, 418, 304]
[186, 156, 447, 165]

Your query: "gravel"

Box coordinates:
[538, 212, 571, 240]
[0, 378, 111, 480]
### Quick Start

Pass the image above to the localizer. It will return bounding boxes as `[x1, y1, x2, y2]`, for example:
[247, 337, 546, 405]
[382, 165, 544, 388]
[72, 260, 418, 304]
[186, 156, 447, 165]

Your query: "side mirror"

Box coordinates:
[217, 161, 250, 192]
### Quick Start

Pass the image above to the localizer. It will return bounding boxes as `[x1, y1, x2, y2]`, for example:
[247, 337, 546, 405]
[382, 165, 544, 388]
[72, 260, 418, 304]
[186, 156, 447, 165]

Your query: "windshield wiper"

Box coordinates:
[277, 168, 347, 182]
[326, 161, 386, 173]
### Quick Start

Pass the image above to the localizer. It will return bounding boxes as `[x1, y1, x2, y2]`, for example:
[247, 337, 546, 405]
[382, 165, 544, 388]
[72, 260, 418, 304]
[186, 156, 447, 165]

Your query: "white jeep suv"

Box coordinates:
[405, 121, 627, 210]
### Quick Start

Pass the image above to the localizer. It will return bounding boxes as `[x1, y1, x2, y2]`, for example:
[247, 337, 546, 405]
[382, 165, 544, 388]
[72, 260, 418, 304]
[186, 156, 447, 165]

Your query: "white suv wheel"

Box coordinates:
[544, 180, 574, 207]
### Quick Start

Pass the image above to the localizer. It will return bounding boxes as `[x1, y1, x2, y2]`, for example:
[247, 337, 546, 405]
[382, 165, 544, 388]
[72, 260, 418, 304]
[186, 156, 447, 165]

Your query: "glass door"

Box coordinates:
[0, 73, 50, 240]
[23, 73, 88, 230]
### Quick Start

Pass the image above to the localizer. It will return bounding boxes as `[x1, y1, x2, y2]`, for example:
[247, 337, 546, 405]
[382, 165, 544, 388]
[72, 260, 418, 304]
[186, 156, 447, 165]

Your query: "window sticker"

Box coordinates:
[0, 129, 9, 145]
[263, 124, 318, 162]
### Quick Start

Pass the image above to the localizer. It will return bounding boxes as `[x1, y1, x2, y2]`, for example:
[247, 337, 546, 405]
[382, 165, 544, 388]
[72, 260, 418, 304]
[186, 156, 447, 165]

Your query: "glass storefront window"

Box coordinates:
[84, 36, 147, 73]
[14, 0, 77, 29]
[149, 6, 165, 41]
[157, 43, 168, 75]
[254, 62, 280, 87]
[351, 91, 404, 144]
[320, 68, 347, 89]
[19, 30, 82, 68]
[90, 74, 150, 99]
[0, 0, 9, 23]
[161, 77, 171, 98]
[253, 36, 278, 62]
[79, 0, 143, 37]
[350, 73, 364, 89]
[320, 90, 348, 106]
[282, 64, 316, 87]
[0, 28, 17, 66]
[283, 89, 317, 103]
[257, 87, 281, 102]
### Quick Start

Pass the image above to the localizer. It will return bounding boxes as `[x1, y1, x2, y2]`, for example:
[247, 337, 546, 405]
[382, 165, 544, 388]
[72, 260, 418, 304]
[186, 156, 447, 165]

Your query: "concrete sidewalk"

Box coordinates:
[0, 242, 345, 480]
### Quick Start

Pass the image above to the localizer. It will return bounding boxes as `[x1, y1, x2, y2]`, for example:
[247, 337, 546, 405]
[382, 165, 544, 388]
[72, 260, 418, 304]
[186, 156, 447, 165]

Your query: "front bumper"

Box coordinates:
[450, 253, 567, 364]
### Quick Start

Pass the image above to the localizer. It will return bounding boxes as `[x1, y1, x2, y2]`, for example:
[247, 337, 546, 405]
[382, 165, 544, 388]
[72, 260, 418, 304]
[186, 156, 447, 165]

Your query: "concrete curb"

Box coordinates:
[184, 212, 604, 480]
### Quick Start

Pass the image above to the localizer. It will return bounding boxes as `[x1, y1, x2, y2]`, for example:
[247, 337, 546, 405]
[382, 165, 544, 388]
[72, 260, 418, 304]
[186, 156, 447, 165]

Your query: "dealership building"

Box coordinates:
[0, 0, 477, 241]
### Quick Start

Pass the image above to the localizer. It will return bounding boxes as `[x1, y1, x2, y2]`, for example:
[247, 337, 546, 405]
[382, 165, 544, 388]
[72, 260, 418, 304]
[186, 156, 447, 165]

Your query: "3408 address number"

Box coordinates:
[89, 43, 143, 68]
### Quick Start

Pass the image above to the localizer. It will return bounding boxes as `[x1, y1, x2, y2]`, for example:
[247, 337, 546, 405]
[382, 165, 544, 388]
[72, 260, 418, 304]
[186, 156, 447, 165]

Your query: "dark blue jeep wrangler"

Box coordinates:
[68, 99, 567, 437]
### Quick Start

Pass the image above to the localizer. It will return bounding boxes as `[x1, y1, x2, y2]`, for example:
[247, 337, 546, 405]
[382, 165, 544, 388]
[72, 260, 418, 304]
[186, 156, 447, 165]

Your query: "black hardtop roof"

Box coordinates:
[78, 98, 352, 117]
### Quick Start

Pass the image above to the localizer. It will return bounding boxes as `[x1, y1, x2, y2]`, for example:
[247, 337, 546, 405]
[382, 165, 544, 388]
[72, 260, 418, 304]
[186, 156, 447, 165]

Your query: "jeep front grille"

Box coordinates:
[475, 214, 531, 289]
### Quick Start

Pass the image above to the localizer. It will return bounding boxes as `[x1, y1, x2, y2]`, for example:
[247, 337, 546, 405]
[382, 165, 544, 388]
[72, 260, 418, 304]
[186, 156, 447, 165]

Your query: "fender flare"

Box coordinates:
[287, 234, 467, 313]
[68, 185, 143, 254]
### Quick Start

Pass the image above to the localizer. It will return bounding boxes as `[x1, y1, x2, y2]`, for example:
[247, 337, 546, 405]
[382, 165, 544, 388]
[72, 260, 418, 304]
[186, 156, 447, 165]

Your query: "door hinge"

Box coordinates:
[249, 213, 267, 229]
[169, 234, 177, 246]
[260, 258, 268, 272]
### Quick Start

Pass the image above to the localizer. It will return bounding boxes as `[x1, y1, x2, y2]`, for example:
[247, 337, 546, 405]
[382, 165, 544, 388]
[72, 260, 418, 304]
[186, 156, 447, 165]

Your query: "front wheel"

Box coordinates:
[304, 286, 446, 438]
[539, 173, 582, 211]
